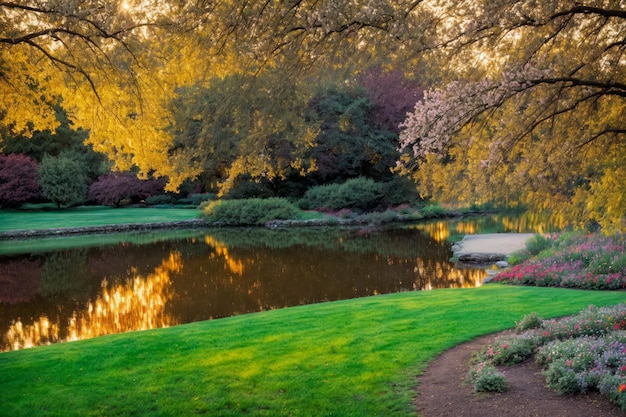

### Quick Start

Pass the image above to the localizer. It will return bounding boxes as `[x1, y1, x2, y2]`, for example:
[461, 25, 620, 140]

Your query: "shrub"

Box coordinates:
[0, 153, 41, 208]
[144, 194, 176, 206]
[525, 234, 554, 255]
[89, 172, 166, 207]
[506, 249, 532, 266]
[298, 177, 384, 212]
[468, 361, 508, 393]
[360, 209, 402, 224]
[484, 333, 539, 366]
[419, 203, 446, 217]
[202, 198, 299, 226]
[515, 312, 543, 333]
[177, 193, 215, 207]
[470, 304, 626, 409]
[492, 233, 626, 290]
[599, 374, 626, 410]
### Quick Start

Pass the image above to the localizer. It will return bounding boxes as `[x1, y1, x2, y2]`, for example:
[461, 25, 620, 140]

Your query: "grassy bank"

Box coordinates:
[1, 286, 624, 417]
[0, 206, 201, 233]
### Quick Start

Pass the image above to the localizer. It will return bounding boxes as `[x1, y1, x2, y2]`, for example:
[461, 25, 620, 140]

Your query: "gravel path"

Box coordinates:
[455, 233, 535, 256]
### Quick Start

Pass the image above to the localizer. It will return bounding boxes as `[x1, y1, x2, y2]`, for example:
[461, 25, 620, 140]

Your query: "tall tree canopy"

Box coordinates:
[0, 0, 429, 189]
[398, 0, 626, 232]
[4, 0, 624, 230]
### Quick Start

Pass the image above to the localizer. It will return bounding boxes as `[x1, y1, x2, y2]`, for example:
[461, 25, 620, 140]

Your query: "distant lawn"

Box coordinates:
[1, 285, 624, 417]
[0, 206, 201, 232]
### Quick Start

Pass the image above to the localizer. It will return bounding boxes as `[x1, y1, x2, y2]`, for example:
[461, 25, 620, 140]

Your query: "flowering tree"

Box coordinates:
[398, 1, 626, 232]
[0, 154, 40, 208]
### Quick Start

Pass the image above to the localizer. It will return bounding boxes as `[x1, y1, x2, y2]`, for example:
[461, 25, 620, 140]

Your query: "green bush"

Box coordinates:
[420, 203, 446, 217]
[177, 193, 215, 207]
[378, 176, 420, 206]
[507, 249, 532, 265]
[144, 194, 176, 205]
[525, 234, 554, 255]
[298, 177, 384, 212]
[202, 198, 300, 226]
[485, 333, 539, 366]
[515, 312, 544, 333]
[468, 362, 508, 393]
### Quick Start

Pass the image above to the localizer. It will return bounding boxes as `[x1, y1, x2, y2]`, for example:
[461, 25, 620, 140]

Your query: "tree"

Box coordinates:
[305, 85, 400, 184]
[38, 152, 89, 208]
[357, 67, 425, 134]
[0, 1, 435, 191]
[398, 0, 626, 232]
[167, 73, 317, 196]
[0, 105, 110, 181]
[0, 154, 40, 208]
[88, 172, 165, 207]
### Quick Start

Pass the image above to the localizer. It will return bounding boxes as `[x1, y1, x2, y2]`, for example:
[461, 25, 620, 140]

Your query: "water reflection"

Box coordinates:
[3, 252, 181, 351]
[415, 211, 564, 243]
[0, 214, 556, 351]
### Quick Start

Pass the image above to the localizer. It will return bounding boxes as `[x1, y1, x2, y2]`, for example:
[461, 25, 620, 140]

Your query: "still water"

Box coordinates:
[0, 213, 560, 351]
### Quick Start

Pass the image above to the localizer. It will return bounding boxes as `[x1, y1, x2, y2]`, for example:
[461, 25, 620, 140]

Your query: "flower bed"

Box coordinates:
[469, 305, 626, 410]
[491, 233, 626, 290]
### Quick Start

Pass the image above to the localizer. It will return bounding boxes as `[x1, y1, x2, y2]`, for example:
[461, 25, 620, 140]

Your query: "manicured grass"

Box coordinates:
[1, 285, 623, 417]
[0, 206, 201, 232]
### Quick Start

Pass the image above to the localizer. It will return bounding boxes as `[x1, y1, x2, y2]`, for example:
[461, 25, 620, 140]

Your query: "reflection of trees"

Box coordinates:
[0, 257, 41, 304]
[40, 250, 90, 297]
[208, 226, 451, 258]
[415, 213, 564, 243]
[2, 252, 181, 351]
[204, 236, 243, 276]
[170, 229, 486, 323]
[1, 213, 563, 351]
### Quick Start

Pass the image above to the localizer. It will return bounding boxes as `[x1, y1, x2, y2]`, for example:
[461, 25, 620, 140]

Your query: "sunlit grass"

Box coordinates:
[0, 206, 201, 232]
[1, 285, 624, 416]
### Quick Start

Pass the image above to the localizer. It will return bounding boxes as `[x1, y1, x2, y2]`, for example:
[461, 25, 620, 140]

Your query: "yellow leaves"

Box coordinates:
[0, 45, 62, 135]
[587, 166, 626, 233]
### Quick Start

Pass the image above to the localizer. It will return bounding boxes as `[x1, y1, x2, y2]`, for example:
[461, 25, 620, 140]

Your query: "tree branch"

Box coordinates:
[552, 5, 626, 21]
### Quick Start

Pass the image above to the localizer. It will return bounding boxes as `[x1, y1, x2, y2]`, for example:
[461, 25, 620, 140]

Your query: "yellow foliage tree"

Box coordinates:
[399, 0, 626, 232]
[1, 0, 431, 191]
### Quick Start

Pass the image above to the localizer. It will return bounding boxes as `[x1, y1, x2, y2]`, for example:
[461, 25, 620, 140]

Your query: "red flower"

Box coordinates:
[619, 384, 626, 393]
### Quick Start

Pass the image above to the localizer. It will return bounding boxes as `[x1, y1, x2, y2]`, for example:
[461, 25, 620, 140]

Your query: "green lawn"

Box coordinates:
[1, 285, 624, 417]
[0, 206, 201, 232]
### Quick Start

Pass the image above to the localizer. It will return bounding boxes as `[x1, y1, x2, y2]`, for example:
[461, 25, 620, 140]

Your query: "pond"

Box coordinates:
[0, 212, 561, 351]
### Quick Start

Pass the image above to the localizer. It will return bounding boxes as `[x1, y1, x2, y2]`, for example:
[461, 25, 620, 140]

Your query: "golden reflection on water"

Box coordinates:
[414, 257, 487, 289]
[3, 252, 182, 352]
[414, 214, 560, 243]
[418, 221, 450, 243]
[205, 235, 244, 276]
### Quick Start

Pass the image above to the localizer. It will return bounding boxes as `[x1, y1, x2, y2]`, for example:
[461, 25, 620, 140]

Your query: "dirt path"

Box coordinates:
[414, 333, 624, 417]
[417, 233, 624, 415]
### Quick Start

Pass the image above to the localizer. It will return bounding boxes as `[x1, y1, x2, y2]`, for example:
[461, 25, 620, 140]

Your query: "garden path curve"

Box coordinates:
[414, 333, 623, 417]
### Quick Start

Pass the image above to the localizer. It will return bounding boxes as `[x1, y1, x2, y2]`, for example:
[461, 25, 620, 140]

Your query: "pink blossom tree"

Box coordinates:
[398, 1, 626, 231]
